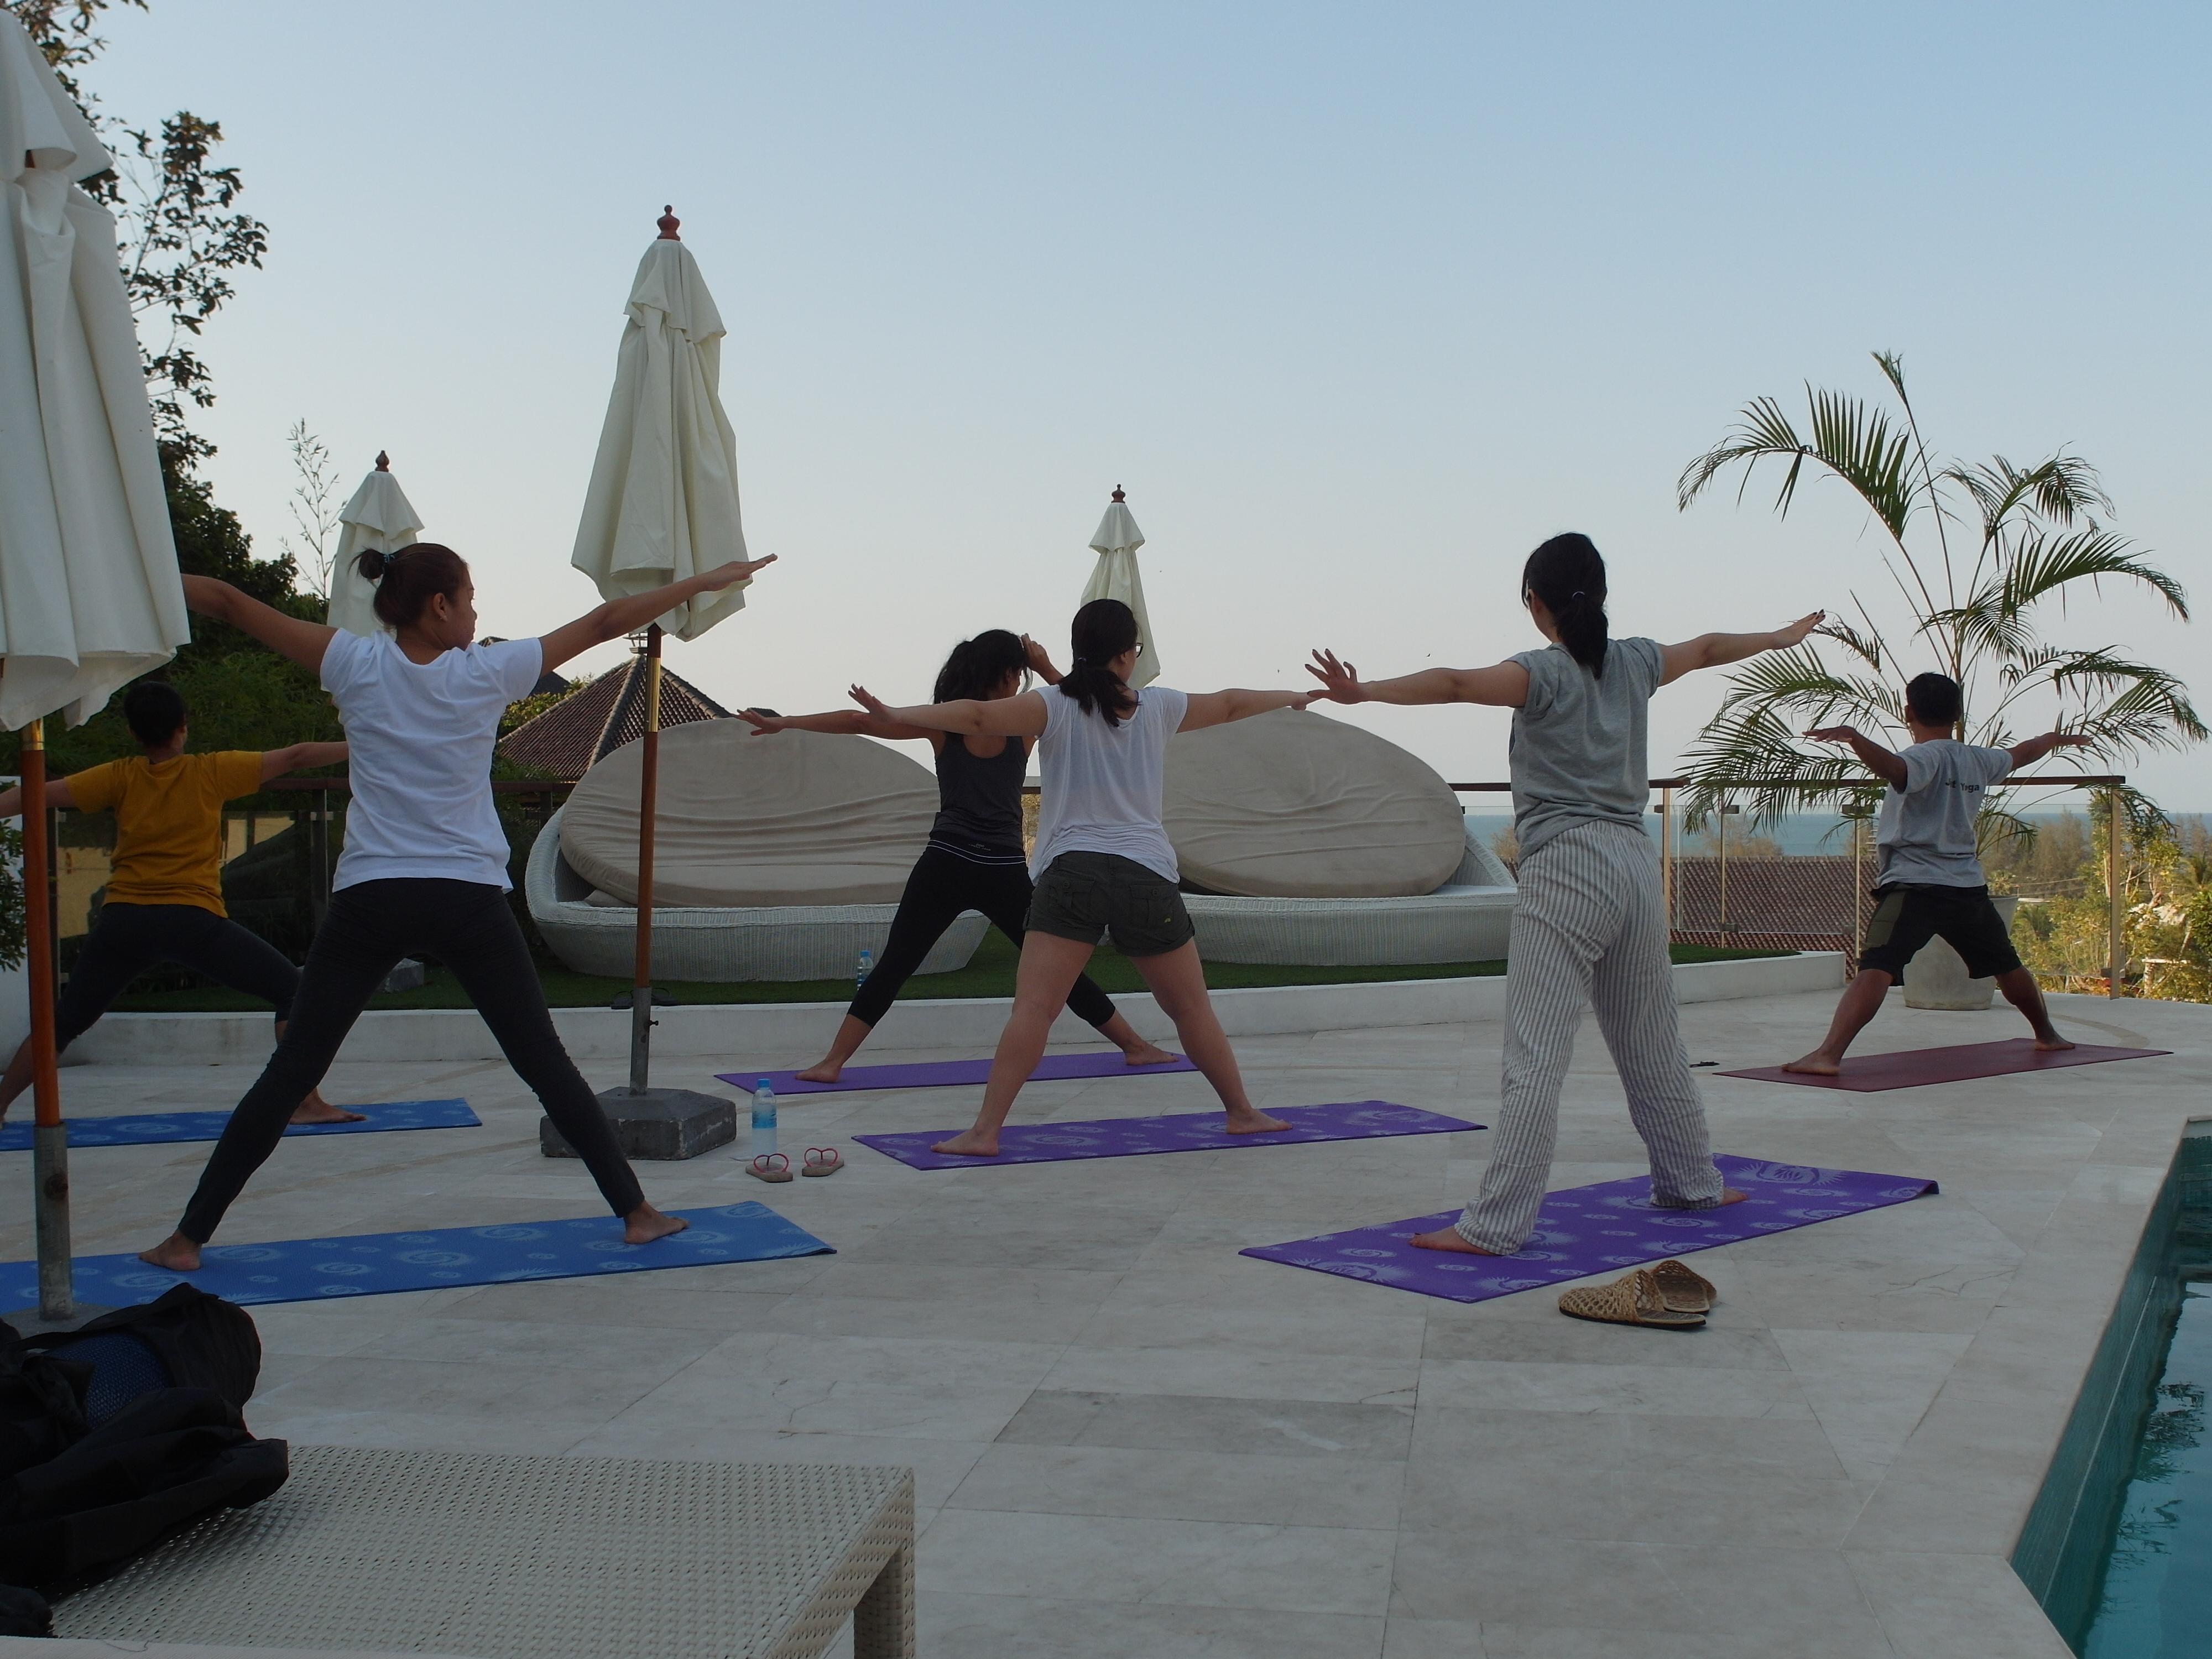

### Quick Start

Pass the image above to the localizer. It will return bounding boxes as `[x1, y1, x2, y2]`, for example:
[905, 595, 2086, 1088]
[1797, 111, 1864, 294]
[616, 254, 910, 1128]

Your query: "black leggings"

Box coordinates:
[176, 878, 644, 1245]
[57, 903, 299, 1048]
[851, 846, 1120, 1031]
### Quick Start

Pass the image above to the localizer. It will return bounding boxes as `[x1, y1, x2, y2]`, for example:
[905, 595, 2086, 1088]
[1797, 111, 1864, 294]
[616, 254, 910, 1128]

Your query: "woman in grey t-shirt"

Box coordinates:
[1309, 533, 1822, 1256]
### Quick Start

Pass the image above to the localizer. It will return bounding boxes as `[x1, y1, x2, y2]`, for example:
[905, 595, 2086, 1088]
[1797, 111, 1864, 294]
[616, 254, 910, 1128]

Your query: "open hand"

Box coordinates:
[848, 684, 893, 720]
[702, 554, 777, 590]
[1305, 649, 1364, 704]
[1776, 611, 1827, 648]
[2048, 731, 2095, 748]
[1804, 725, 1860, 744]
[738, 708, 786, 735]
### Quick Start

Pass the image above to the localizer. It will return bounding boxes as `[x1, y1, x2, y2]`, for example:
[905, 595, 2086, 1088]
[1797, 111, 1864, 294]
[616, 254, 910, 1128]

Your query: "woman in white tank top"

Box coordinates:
[853, 598, 1312, 1156]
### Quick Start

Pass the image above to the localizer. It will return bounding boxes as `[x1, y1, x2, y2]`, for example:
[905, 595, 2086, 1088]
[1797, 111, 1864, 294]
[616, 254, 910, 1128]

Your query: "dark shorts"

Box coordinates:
[1026, 852, 1197, 958]
[1858, 884, 2022, 981]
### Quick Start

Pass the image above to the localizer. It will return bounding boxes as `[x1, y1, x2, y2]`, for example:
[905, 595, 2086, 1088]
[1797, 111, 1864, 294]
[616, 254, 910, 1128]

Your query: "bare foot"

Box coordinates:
[2034, 1035, 2076, 1052]
[1121, 1041, 1177, 1068]
[138, 1232, 201, 1271]
[1719, 1188, 1748, 1205]
[289, 1093, 366, 1125]
[928, 1128, 1001, 1157]
[794, 1060, 844, 1084]
[1411, 1226, 1495, 1255]
[622, 1204, 690, 1245]
[1781, 1052, 1843, 1076]
[1223, 1107, 1288, 1135]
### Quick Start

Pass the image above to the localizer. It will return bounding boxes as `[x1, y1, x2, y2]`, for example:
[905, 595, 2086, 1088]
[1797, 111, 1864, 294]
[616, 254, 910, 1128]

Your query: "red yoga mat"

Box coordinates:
[1719, 1039, 2169, 1093]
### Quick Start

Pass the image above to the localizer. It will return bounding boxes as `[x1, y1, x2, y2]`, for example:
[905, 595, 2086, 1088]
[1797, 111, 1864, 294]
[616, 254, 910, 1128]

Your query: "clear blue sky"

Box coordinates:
[82, 1, 2211, 803]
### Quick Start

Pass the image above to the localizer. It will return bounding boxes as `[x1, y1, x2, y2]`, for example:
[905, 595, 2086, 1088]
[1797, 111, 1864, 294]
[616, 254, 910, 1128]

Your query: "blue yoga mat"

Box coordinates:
[0, 1203, 833, 1310]
[0, 1098, 479, 1152]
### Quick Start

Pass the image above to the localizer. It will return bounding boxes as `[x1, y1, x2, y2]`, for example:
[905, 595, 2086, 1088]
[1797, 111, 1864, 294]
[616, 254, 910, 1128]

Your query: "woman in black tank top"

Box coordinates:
[740, 629, 1172, 1083]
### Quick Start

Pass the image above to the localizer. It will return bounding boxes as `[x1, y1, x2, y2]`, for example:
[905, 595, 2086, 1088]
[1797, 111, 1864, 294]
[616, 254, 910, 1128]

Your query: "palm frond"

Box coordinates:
[1942, 453, 2114, 536]
[1678, 387, 1918, 544]
[2000, 528, 2189, 622]
[1817, 616, 1885, 671]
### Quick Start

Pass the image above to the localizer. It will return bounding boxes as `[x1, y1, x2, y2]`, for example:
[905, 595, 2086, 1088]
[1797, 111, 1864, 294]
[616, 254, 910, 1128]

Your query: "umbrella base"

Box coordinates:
[4, 1301, 118, 1335]
[545, 1089, 736, 1161]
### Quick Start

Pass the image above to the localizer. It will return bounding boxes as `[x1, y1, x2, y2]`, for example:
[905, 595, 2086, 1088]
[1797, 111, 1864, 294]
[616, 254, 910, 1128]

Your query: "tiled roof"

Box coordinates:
[497, 654, 731, 781]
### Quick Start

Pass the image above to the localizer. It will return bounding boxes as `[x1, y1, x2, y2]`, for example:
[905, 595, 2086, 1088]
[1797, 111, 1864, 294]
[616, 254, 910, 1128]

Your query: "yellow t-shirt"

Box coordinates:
[65, 752, 265, 916]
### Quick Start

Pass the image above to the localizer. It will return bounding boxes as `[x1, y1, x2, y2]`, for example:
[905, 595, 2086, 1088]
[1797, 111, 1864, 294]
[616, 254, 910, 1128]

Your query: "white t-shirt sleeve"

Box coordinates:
[1899, 744, 1941, 796]
[1965, 744, 2015, 787]
[319, 628, 370, 697]
[484, 638, 545, 702]
[1151, 687, 1191, 733]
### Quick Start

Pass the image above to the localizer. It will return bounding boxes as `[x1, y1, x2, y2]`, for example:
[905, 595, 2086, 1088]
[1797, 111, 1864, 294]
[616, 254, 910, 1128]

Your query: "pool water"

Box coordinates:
[2081, 1279, 2212, 1657]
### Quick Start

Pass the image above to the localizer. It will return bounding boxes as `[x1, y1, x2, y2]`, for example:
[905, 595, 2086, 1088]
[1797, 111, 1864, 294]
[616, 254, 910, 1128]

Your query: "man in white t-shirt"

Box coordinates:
[1783, 672, 2087, 1074]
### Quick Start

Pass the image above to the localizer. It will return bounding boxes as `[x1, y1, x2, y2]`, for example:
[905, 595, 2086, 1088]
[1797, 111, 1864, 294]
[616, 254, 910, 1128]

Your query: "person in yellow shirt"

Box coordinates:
[0, 681, 354, 1125]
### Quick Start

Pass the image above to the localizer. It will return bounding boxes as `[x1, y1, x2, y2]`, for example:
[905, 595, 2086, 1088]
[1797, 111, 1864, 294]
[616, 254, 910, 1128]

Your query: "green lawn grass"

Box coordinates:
[109, 931, 1791, 1014]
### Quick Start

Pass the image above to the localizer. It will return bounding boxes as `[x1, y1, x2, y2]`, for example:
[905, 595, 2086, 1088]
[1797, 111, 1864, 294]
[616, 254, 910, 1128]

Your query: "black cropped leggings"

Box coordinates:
[176, 878, 644, 1245]
[851, 846, 1120, 1031]
[58, 902, 299, 1048]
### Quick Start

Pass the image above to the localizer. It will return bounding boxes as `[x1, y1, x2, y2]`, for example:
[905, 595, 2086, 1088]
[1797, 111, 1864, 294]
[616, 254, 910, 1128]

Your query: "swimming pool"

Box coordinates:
[2015, 1120, 2212, 1656]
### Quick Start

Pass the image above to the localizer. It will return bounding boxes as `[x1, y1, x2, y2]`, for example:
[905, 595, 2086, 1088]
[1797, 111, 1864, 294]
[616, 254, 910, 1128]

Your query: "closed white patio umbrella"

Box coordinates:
[1081, 486, 1159, 688]
[1, 11, 190, 1323]
[325, 451, 422, 635]
[568, 206, 754, 1136]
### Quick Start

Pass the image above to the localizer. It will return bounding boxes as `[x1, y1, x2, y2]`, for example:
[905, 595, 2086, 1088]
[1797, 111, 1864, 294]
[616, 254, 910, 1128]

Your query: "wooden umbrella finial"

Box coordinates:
[374, 450, 390, 471]
[1111, 485, 1125, 502]
[658, 205, 681, 240]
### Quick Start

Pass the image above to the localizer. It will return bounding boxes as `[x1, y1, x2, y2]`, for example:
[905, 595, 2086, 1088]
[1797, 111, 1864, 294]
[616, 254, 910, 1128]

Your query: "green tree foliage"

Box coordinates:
[1676, 352, 2201, 836]
[2004, 807, 2212, 1002]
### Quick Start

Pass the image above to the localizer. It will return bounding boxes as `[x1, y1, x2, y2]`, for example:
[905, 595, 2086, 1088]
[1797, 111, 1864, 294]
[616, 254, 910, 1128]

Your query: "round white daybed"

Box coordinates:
[1164, 709, 1519, 966]
[526, 721, 987, 982]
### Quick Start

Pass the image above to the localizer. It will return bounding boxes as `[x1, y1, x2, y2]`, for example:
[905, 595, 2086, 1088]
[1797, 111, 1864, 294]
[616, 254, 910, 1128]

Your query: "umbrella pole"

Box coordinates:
[629, 625, 662, 1094]
[19, 719, 72, 1322]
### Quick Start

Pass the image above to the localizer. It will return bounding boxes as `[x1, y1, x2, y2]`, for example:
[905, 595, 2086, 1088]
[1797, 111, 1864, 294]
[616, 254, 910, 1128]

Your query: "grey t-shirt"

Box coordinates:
[1875, 738, 2012, 888]
[1509, 637, 1664, 859]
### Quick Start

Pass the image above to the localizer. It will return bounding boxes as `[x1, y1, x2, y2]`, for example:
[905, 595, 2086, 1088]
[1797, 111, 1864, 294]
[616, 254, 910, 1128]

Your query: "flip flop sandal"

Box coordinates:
[1557, 1269, 1705, 1331]
[1649, 1258, 1717, 1314]
[746, 1153, 794, 1183]
[801, 1147, 843, 1178]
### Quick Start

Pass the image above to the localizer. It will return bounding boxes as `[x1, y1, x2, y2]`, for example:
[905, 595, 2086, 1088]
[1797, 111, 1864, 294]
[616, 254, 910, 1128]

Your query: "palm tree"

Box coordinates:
[1674, 351, 2200, 838]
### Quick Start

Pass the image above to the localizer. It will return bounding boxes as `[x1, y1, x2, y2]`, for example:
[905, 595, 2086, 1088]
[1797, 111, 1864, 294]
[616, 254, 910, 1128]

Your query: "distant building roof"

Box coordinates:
[497, 653, 732, 781]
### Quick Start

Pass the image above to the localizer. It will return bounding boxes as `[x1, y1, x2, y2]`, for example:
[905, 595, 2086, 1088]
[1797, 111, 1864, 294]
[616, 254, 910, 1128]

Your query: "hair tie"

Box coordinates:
[1570, 589, 1586, 601]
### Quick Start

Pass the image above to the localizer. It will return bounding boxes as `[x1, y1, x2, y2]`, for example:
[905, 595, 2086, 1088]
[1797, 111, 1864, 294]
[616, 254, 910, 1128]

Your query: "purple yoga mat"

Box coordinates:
[1718, 1039, 2170, 1093]
[716, 1051, 1197, 1097]
[1240, 1154, 1938, 1305]
[854, 1100, 1482, 1170]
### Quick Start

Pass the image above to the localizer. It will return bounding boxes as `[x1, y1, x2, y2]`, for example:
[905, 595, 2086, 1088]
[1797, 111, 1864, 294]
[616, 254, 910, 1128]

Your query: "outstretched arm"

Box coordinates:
[182, 575, 338, 676]
[1660, 612, 1825, 685]
[1805, 725, 1908, 789]
[1177, 688, 1314, 733]
[851, 685, 1048, 739]
[0, 777, 79, 818]
[260, 742, 349, 782]
[538, 556, 778, 676]
[1307, 650, 1531, 709]
[739, 706, 940, 743]
[2008, 729, 2093, 770]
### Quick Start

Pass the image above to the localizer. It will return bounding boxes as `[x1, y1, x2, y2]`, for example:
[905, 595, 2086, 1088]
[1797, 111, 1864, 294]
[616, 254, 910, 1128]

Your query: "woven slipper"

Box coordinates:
[1649, 1258, 1716, 1314]
[746, 1153, 794, 1184]
[1557, 1269, 1705, 1331]
[801, 1147, 843, 1178]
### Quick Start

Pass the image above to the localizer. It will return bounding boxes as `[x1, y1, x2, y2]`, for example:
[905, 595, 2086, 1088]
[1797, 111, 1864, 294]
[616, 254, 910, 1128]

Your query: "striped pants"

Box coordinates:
[1457, 819, 1725, 1252]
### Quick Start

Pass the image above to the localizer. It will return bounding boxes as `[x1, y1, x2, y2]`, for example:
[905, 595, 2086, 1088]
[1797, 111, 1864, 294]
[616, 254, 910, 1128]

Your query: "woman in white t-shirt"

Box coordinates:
[138, 541, 774, 1271]
[853, 598, 1310, 1156]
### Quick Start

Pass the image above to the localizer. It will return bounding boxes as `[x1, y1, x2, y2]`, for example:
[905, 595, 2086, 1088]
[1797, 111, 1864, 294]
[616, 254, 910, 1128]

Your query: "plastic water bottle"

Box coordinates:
[751, 1078, 778, 1159]
[855, 948, 873, 992]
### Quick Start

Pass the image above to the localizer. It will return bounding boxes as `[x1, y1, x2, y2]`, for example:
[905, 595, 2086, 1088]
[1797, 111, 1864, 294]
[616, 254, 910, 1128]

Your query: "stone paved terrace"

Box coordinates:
[8, 981, 2206, 1659]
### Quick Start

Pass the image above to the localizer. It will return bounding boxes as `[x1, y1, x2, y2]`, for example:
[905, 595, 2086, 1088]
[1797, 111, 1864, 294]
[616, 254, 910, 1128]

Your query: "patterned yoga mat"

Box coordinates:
[719, 1051, 1197, 1096]
[1240, 1155, 1938, 1304]
[0, 1203, 833, 1310]
[1718, 1039, 2169, 1093]
[854, 1100, 1483, 1170]
[0, 1098, 479, 1152]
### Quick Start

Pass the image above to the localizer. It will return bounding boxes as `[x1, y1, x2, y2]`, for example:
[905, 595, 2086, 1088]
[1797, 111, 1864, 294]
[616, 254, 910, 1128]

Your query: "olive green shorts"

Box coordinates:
[1026, 851, 1196, 958]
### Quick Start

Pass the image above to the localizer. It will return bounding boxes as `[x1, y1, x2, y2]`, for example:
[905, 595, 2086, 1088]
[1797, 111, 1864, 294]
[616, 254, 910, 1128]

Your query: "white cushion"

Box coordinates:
[560, 720, 937, 906]
[1164, 708, 1465, 898]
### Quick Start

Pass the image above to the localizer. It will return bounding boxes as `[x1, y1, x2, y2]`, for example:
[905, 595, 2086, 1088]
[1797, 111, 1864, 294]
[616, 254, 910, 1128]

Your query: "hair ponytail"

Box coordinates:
[1521, 532, 1610, 679]
[933, 629, 1031, 703]
[1058, 598, 1141, 727]
[357, 542, 468, 630]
